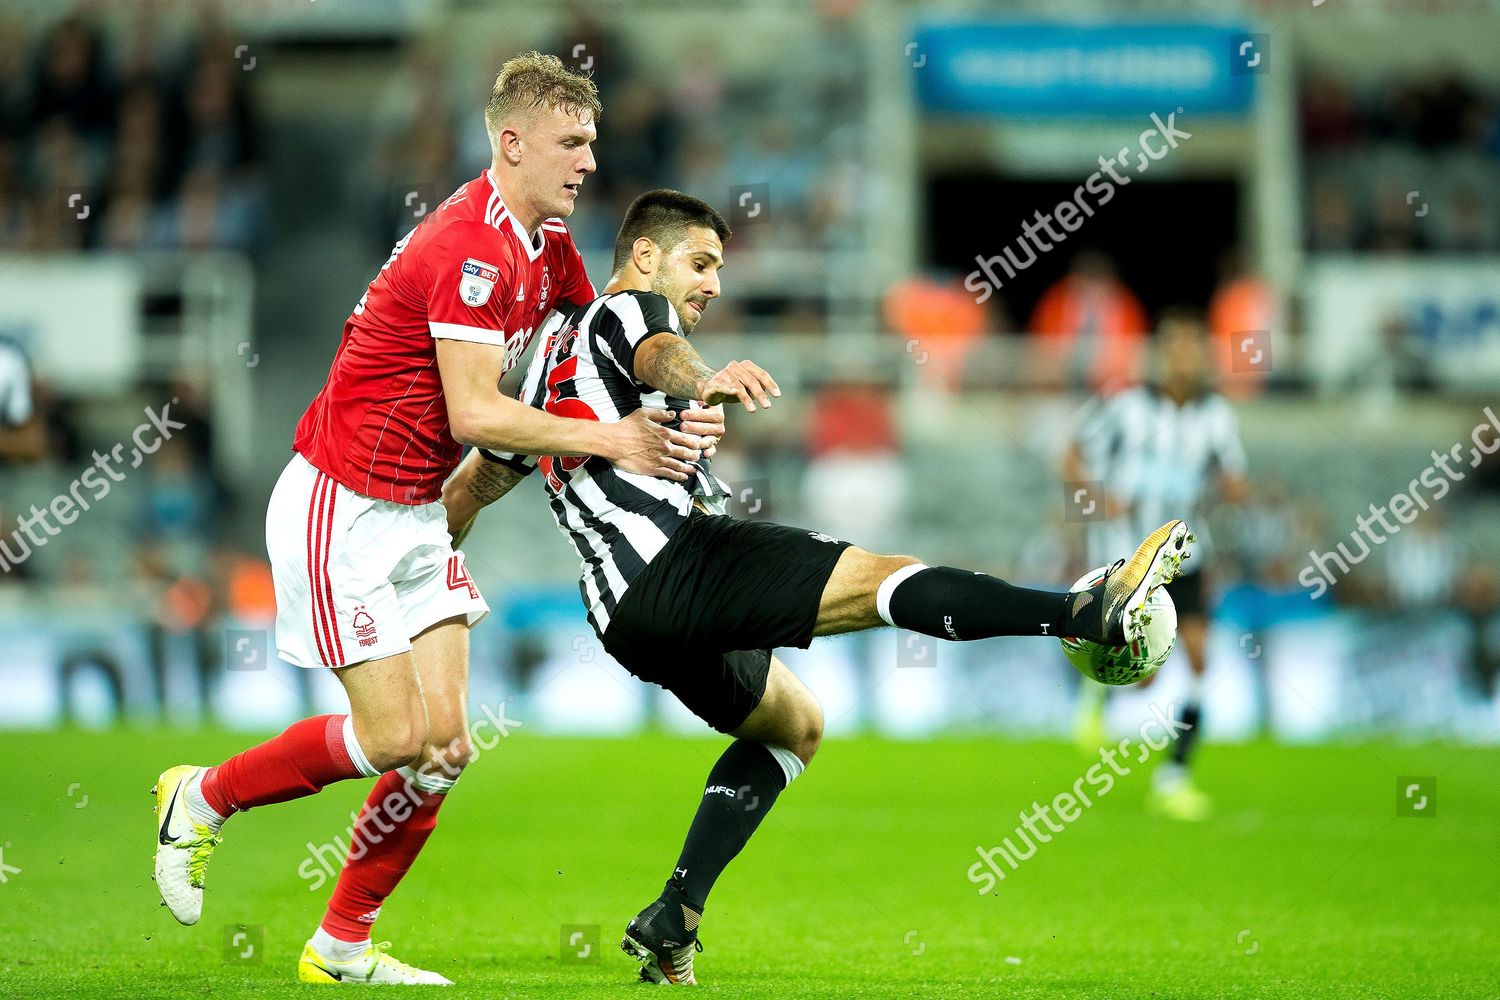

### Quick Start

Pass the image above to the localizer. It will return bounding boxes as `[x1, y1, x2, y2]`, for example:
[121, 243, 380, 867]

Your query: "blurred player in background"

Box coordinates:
[444, 190, 1193, 985]
[0, 337, 45, 463]
[1065, 309, 1249, 821]
[150, 54, 721, 986]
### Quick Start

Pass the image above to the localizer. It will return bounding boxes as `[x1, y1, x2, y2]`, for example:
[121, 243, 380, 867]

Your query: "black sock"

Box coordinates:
[666, 740, 790, 913]
[1171, 701, 1202, 766]
[883, 566, 1068, 639]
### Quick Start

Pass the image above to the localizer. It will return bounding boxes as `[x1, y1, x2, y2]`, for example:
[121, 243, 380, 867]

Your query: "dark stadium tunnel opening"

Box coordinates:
[924, 175, 1243, 328]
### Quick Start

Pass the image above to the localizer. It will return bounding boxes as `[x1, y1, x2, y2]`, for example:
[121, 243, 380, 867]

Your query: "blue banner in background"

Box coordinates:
[914, 22, 1257, 118]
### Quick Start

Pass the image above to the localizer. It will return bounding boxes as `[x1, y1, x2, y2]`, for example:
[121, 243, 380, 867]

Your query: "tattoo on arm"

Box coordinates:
[468, 462, 525, 506]
[636, 335, 716, 400]
[451, 462, 524, 549]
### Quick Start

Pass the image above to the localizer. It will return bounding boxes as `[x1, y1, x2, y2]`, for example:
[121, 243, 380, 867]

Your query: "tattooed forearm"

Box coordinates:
[446, 458, 525, 549]
[636, 335, 716, 401]
[467, 461, 525, 506]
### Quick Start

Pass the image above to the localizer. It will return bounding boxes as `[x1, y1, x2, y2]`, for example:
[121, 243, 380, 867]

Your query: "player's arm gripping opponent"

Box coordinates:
[440, 391, 727, 547]
[632, 334, 780, 413]
[437, 337, 704, 475]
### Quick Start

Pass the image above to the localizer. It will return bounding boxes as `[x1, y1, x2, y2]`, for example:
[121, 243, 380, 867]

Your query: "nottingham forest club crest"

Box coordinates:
[459, 258, 499, 307]
[352, 606, 380, 648]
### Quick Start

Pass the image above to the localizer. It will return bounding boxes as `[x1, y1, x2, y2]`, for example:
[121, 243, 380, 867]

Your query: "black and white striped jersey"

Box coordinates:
[487, 289, 730, 636]
[1073, 384, 1246, 571]
[0, 339, 33, 428]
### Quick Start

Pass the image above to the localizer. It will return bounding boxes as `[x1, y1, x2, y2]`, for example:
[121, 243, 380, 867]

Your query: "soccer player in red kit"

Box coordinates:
[150, 53, 722, 985]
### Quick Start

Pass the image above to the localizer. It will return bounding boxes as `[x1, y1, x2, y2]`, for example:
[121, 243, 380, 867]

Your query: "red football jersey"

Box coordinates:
[293, 169, 595, 504]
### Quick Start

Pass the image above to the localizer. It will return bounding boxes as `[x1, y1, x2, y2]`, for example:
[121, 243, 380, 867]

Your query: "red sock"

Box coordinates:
[200, 714, 370, 817]
[320, 770, 447, 942]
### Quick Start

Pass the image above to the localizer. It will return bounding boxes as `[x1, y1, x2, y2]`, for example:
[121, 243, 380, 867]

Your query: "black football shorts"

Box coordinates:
[601, 511, 851, 732]
[1163, 566, 1207, 619]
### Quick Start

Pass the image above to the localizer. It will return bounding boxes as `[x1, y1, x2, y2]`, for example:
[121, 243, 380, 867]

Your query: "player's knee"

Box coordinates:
[361, 713, 428, 772]
[365, 729, 426, 773]
[801, 702, 824, 764]
[420, 727, 475, 779]
[788, 696, 824, 765]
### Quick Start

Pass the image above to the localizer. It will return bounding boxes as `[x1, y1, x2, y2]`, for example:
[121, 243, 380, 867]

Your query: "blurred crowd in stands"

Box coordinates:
[364, 9, 867, 334]
[0, 3, 268, 670]
[1301, 68, 1500, 253]
[0, 7, 266, 253]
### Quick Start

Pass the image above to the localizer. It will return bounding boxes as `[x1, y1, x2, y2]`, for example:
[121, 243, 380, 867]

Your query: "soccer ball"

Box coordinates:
[1059, 566, 1178, 685]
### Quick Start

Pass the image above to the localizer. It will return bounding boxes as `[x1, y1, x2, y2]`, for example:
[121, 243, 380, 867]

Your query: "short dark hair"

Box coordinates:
[612, 189, 731, 274]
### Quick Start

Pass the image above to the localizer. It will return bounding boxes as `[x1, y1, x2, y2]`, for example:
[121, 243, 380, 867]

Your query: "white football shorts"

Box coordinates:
[266, 453, 488, 669]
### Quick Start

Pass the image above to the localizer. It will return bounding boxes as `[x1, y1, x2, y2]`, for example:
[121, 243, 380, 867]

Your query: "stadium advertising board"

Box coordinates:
[1304, 258, 1500, 392]
[913, 21, 1257, 118]
[0, 257, 141, 392]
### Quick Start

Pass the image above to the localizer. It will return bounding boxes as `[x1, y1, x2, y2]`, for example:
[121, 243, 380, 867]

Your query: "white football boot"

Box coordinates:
[152, 764, 222, 925]
[298, 940, 453, 985]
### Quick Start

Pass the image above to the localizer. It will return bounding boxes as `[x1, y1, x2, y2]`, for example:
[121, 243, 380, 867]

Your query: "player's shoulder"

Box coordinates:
[1091, 383, 1148, 414]
[405, 217, 521, 304]
[414, 178, 514, 248]
[605, 288, 669, 308]
[1198, 388, 1237, 419]
[600, 289, 680, 334]
[420, 212, 514, 259]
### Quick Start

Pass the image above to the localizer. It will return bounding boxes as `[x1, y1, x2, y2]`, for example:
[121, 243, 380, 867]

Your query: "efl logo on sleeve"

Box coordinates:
[459, 259, 499, 307]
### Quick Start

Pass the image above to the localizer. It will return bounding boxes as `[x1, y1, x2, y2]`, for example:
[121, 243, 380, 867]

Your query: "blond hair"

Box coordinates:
[484, 51, 601, 153]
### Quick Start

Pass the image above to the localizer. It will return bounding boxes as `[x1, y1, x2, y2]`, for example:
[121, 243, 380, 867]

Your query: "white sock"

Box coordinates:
[764, 744, 806, 786]
[876, 563, 929, 627]
[311, 927, 370, 963]
[1185, 671, 1206, 704]
[398, 763, 458, 795]
[343, 715, 381, 778]
[184, 770, 227, 832]
[1153, 761, 1187, 791]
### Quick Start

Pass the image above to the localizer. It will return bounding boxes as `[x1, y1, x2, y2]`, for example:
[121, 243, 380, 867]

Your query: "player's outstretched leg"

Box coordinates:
[300, 619, 471, 986]
[1074, 678, 1109, 752]
[622, 657, 821, 986]
[814, 519, 1193, 645]
[1148, 576, 1212, 821]
[152, 652, 425, 926]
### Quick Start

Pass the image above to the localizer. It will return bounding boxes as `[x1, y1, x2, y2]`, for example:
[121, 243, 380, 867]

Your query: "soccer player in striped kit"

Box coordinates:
[1065, 309, 1250, 821]
[150, 54, 723, 985]
[444, 189, 1193, 984]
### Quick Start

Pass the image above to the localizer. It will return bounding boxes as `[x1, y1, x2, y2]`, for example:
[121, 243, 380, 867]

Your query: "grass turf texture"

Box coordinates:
[0, 730, 1495, 998]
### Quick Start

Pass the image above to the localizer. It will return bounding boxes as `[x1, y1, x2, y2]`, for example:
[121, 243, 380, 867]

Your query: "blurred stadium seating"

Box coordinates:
[1, 0, 1498, 740]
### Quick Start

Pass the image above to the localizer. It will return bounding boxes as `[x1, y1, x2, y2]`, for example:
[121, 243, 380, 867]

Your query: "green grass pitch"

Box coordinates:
[1, 729, 1495, 998]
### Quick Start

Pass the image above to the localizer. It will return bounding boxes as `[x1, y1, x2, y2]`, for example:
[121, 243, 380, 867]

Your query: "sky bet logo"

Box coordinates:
[462, 260, 498, 282]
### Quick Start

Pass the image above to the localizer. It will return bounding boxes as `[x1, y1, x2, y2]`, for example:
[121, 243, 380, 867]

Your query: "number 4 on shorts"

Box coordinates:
[446, 556, 478, 599]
